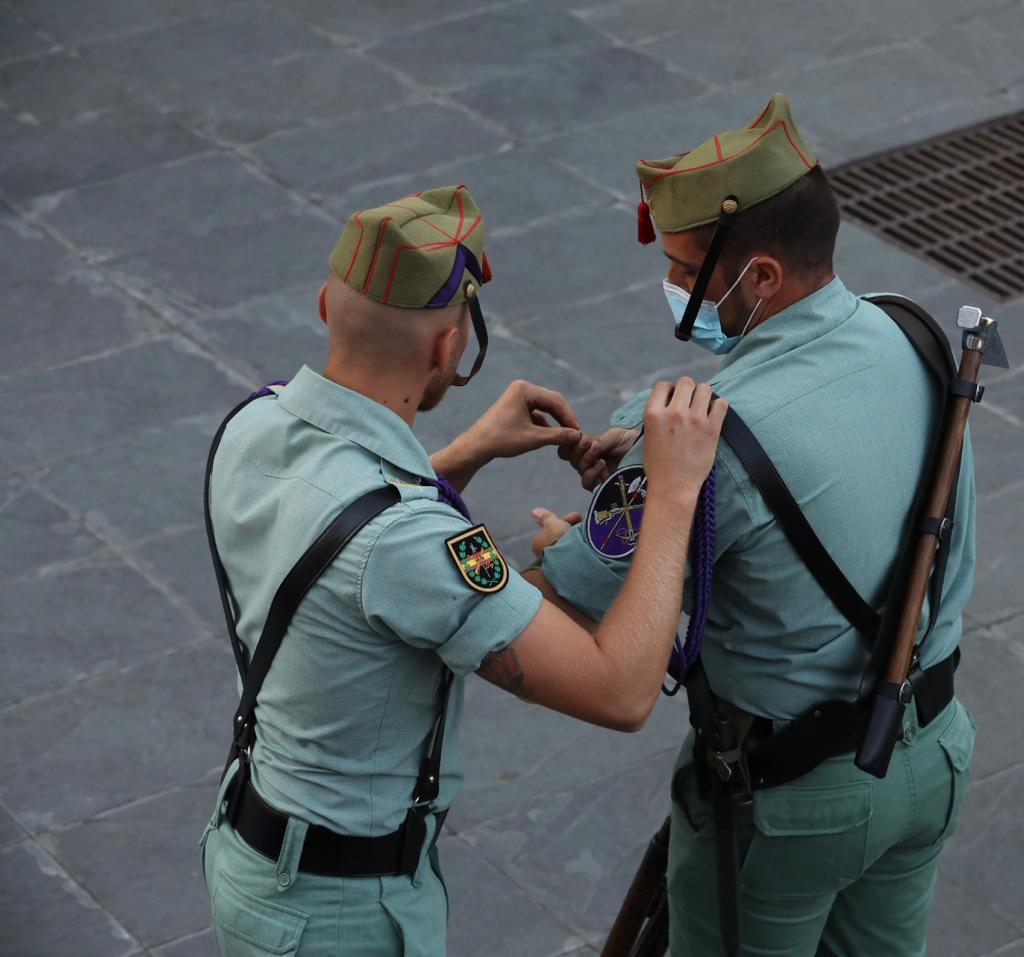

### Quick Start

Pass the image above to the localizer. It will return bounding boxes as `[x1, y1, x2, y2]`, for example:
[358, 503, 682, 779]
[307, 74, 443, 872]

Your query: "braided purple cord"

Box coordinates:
[249, 379, 290, 398]
[681, 464, 716, 670]
[662, 465, 717, 694]
[424, 476, 473, 522]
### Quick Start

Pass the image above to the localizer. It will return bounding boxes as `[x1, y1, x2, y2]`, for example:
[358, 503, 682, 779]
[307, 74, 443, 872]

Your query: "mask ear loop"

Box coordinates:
[676, 197, 740, 342]
[451, 281, 489, 387]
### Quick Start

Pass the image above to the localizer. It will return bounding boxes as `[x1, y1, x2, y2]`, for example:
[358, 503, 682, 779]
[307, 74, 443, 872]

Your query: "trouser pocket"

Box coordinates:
[211, 872, 309, 956]
[933, 700, 976, 845]
[740, 780, 872, 899]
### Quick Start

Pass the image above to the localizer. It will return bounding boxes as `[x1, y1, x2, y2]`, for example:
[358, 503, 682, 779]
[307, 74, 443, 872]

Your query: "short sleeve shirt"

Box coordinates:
[542, 278, 976, 720]
[209, 366, 541, 834]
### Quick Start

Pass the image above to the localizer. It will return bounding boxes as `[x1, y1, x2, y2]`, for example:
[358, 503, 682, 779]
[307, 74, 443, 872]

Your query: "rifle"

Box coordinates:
[600, 817, 671, 957]
[856, 305, 1009, 777]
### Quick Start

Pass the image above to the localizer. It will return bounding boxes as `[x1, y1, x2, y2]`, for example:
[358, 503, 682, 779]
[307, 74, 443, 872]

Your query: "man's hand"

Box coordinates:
[559, 426, 640, 490]
[431, 380, 581, 491]
[643, 378, 726, 502]
[530, 507, 582, 558]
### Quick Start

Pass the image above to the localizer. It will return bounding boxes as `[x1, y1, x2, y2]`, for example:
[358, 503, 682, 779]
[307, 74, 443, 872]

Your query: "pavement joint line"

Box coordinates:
[28, 481, 217, 638]
[0, 332, 168, 383]
[978, 479, 1024, 503]
[989, 935, 1024, 955]
[148, 925, 214, 955]
[448, 828, 595, 946]
[14, 835, 144, 953]
[489, 199, 617, 240]
[548, 155, 631, 204]
[974, 397, 1024, 428]
[0, 631, 220, 722]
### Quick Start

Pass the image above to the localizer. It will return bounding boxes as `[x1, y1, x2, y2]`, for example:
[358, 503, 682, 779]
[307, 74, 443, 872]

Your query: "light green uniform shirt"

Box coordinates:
[209, 366, 542, 834]
[543, 278, 976, 720]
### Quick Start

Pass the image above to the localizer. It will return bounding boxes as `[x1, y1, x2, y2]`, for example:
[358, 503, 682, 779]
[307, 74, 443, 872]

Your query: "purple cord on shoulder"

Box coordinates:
[249, 379, 290, 399]
[424, 475, 472, 522]
[663, 465, 716, 695]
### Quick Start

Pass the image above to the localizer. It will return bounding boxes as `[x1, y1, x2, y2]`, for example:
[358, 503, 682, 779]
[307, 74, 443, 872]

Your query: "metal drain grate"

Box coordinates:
[830, 110, 1024, 301]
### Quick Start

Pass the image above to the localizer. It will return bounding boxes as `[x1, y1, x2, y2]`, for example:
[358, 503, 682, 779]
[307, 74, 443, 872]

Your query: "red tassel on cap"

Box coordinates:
[637, 180, 656, 244]
[481, 252, 493, 283]
[637, 201, 656, 244]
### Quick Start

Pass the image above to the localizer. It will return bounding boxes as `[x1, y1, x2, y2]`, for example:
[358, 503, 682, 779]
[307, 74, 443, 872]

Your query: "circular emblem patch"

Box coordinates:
[586, 465, 647, 558]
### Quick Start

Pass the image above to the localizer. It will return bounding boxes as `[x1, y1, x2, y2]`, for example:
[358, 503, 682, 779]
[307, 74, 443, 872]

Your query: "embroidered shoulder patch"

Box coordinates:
[445, 524, 509, 593]
[587, 465, 647, 558]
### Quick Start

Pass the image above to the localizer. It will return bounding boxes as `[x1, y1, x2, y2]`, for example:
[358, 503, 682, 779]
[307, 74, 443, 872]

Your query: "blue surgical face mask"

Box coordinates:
[663, 258, 762, 355]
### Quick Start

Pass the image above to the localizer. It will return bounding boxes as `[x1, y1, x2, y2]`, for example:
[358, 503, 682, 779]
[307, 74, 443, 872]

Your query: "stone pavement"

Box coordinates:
[2, 0, 1023, 954]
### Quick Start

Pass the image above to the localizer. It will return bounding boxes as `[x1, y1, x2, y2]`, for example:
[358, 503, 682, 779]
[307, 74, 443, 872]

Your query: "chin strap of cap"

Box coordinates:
[452, 282, 489, 387]
[676, 198, 740, 342]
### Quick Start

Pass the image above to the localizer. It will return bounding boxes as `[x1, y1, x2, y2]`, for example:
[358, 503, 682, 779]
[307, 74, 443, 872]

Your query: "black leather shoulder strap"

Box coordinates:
[720, 409, 882, 637]
[717, 294, 958, 641]
[233, 484, 401, 725]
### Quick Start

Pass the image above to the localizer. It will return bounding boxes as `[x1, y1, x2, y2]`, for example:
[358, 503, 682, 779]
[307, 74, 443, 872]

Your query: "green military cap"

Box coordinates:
[635, 93, 816, 240]
[329, 184, 492, 308]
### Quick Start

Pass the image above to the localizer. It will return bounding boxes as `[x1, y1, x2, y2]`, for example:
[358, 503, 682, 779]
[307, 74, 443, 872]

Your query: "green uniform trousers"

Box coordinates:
[200, 775, 449, 956]
[667, 698, 976, 957]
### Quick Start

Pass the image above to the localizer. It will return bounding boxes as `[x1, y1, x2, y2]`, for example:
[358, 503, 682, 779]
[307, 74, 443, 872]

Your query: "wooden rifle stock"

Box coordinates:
[600, 817, 671, 957]
[856, 346, 982, 777]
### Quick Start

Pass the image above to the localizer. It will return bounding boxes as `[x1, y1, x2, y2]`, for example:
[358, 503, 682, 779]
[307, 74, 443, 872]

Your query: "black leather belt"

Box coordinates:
[227, 778, 447, 878]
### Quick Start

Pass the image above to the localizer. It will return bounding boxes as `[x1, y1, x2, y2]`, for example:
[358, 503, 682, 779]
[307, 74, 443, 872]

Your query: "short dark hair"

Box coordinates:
[692, 164, 840, 278]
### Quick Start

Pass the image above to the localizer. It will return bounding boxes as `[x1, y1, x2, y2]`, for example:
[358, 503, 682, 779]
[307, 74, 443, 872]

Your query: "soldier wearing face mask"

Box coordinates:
[532, 94, 978, 957]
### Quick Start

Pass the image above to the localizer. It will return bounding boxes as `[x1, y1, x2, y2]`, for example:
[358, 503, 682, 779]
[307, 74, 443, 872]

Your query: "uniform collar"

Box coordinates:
[715, 275, 857, 378]
[277, 366, 436, 479]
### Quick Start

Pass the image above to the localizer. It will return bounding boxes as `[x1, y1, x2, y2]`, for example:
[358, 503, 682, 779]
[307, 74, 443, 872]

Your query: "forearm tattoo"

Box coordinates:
[478, 645, 528, 698]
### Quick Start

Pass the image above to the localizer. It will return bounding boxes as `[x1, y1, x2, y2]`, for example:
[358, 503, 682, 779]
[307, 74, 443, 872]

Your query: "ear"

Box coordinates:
[431, 322, 462, 374]
[317, 282, 328, 324]
[749, 256, 783, 300]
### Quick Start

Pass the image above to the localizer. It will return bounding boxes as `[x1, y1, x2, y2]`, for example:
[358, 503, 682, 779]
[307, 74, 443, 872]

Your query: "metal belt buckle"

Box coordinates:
[710, 749, 733, 782]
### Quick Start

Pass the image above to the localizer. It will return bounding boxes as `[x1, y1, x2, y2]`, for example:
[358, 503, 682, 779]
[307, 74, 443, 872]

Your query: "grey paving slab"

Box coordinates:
[340, 147, 603, 236]
[966, 402, 1024, 501]
[185, 296, 328, 385]
[0, 49, 137, 125]
[280, 0, 488, 45]
[0, 839, 140, 957]
[0, 479, 104, 584]
[622, 0, 880, 86]
[0, 551, 201, 708]
[453, 674, 686, 833]
[28, 153, 296, 259]
[440, 835, 589, 957]
[482, 206, 654, 323]
[10, 0, 223, 47]
[0, 338, 239, 468]
[940, 763, 1024, 931]
[44, 776, 218, 950]
[0, 213, 70, 287]
[152, 927, 215, 957]
[157, 48, 412, 145]
[541, 87, 771, 200]
[76, 4, 331, 96]
[928, 870, 1022, 957]
[109, 206, 337, 311]
[458, 747, 674, 939]
[833, 0, 1024, 42]
[955, 626, 1024, 783]
[0, 1, 60, 66]
[0, 803, 28, 848]
[367, 1, 607, 92]
[252, 100, 507, 206]
[40, 417, 219, 547]
[767, 44, 991, 150]
[0, 640, 233, 832]
[0, 268, 163, 376]
[452, 46, 705, 140]
[0, 104, 210, 202]
[833, 220, 961, 301]
[825, 90, 1024, 166]
[520, 281, 721, 392]
[969, 485, 1024, 627]
[133, 526, 224, 633]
